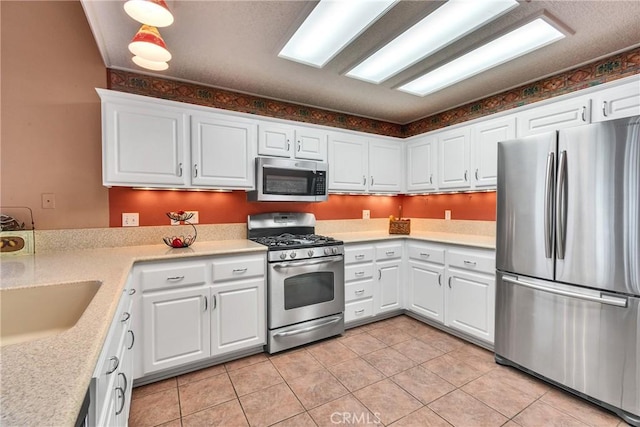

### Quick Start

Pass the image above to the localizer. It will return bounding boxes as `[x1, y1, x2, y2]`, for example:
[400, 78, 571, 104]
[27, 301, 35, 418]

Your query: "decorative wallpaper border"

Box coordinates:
[108, 45, 640, 138]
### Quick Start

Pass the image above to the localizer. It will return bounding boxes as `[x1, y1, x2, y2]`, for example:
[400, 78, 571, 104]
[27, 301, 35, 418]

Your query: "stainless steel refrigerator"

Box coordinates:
[495, 116, 640, 426]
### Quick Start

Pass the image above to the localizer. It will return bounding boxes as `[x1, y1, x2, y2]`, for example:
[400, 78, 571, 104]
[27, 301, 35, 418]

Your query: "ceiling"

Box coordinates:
[81, 0, 640, 125]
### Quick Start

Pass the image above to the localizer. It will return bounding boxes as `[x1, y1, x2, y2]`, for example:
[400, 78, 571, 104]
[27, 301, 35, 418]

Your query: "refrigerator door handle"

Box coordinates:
[544, 152, 555, 259]
[556, 150, 568, 260]
[502, 276, 628, 307]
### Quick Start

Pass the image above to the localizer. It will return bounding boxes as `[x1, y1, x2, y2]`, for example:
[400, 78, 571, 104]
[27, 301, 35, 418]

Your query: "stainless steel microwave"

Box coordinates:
[247, 157, 328, 202]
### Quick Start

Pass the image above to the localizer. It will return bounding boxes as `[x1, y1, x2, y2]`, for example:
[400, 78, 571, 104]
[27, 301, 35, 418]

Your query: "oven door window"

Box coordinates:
[284, 272, 334, 310]
[263, 168, 315, 195]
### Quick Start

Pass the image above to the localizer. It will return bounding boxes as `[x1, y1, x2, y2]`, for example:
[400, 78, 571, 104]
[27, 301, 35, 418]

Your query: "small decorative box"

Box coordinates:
[389, 219, 410, 235]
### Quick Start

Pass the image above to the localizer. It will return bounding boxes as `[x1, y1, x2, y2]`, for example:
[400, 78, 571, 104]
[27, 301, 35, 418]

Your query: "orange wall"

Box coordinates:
[108, 188, 496, 226]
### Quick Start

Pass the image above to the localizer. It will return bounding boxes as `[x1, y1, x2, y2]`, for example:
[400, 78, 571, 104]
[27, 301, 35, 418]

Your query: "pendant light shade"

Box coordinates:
[132, 55, 169, 71]
[124, 0, 174, 27]
[128, 25, 172, 62]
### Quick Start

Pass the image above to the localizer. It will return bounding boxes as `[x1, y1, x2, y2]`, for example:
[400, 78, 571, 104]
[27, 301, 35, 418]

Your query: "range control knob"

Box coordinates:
[290, 252, 297, 259]
[279, 252, 287, 260]
[308, 249, 314, 257]
[332, 247, 338, 255]
[324, 248, 332, 255]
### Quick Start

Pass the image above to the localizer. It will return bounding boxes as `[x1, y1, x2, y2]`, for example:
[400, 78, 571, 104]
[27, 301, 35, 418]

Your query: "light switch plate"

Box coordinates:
[445, 210, 451, 220]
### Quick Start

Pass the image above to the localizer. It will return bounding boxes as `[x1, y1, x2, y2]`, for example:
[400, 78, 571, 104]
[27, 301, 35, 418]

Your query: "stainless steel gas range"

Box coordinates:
[248, 212, 345, 354]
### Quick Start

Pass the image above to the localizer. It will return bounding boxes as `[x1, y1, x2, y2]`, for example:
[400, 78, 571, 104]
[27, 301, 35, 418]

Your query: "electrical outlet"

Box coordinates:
[445, 210, 451, 220]
[41, 193, 56, 209]
[122, 212, 139, 227]
[362, 209, 370, 219]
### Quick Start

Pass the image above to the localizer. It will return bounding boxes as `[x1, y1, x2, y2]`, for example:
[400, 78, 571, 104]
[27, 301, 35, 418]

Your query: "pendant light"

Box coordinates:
[132, 56, 169, 71]
[128, 24, 172, 62]
[124, 0, 174, 27]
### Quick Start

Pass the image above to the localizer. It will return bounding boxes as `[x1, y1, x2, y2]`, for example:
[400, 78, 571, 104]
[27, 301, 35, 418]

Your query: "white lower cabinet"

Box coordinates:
[445, 268, 495, 343]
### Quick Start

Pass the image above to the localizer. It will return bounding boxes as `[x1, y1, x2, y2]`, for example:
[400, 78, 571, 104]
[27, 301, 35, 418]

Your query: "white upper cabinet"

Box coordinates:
[518, 94, 591, 136]
[369, 138, 402, 192]
[471, 115, 516, 189]
[258, 123, 327, 161]
[438, 126, 471, 190]
[592, 78, 640, 122]
[191, 113, 256, 189]
[328, 132, 369, 192]
[101, 91, 189, 187]
[406, 136, 437, 192]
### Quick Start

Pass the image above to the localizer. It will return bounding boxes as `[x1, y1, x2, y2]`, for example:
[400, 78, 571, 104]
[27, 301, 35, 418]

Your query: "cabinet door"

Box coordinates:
[406, 136, 437, 192]
[328, 133, 368, 192]
[445, 269, 495, 344]
[211, 278, 265, 356]
[407, 261, 444, 323]
[472, 116, 516, 189]
[103, 101, 189, 187]
[375, 260, 402, 314]
[438, 127, 471, 189]
[191, 114, 257, 189]
[258, 124, 294, 157]
[369, 139, 402, 192]
[592, 79, 640, 122]
[518, 95, 590, 136]
[295, 128, 327, 161]
[142, 287, 210, 374]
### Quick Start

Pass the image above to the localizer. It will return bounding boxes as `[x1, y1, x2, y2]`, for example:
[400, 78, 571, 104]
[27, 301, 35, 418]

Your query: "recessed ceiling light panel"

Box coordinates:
[279, 0, 398, 68]
[346, 0, 519, 84]
[398, 14, 569, 97]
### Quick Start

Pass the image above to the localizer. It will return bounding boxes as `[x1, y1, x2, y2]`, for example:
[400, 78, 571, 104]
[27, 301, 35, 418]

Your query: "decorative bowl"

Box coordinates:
[163, 211, 197, 248]
[167, 211, 194, 222]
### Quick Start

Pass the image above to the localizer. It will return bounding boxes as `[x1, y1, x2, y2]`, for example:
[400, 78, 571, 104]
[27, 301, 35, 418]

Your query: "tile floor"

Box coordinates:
[129, 315, 629, 427]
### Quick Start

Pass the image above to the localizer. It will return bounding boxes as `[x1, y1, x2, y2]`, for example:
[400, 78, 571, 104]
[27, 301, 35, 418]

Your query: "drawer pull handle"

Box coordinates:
[354, 271, 365, 276]
[203, 295, 208, 312]
[106, 356, 119, 375]
[463, 260, 477, 267]
[581, 106, 587, 122]
[233, 268, 248, 274]
[355, 309, 365, 315]
[420, 252, 430, 257]
[355, 289, 365, 295]
[378, 269, 382, 280]
[602, 101, 608, 117]
[128, 288, 136, 295]
[115, 387, 126, 415]
[448, 277, 452, 288]
[438, 274, 442, 286]
[167, 276, 185, 281]
[355, 254, 365, 260]
[385, 251, 395, 256]
[213, 295, 217, 310]
[127, 330, 135, 350]
[121, 312, 130, 323]
[118, 372, 128, 394]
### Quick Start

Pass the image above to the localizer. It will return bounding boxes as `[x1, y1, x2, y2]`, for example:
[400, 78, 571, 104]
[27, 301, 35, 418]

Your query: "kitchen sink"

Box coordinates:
[0, 280, 101, 347]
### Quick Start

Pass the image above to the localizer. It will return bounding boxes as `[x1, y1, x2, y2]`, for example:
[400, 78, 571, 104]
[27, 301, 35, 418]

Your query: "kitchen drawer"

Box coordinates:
[212, 255, 265, 282]
[376, 242, 403, 260]
[345, 279, 374, 302]
[139, 262, 207, 291]
[345, 263, 374, 282]
[447, 249, 495, 274]
[345, 298, 374, 323]
[344, 245, 375, 264]
[408, 243, 445, 264]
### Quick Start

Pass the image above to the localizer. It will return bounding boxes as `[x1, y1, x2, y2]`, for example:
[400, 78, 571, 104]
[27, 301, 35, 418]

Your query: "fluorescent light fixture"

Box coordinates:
[279, 0, 398, 68]
[398, 14, 569, 97]
[346, 0, 518, 84]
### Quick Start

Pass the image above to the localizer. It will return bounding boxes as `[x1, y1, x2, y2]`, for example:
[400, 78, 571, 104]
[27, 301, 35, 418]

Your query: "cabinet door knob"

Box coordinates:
[438, 274, 442, 286]
[121, 312, 130, 323]
[362, 175, 367, 185]
[297, 141, 301, 152]
[106, 356, 119, 375]
[115, 387, 126, 415]
[602, 101, 608, 117]
[429, 174, 433, 185]
[371, 176, 374, 185]
[193, 164, 198, 177]
[448, 277, 452, 288]
[177, 162, 183, 177]
[203, 295, 208, 312]
[464, 170, 468, 182]
[213, 294, 217, 309]
[475, 169, 479, 181]
[127, 330, 135, 350]
[581, 106, 587, 122]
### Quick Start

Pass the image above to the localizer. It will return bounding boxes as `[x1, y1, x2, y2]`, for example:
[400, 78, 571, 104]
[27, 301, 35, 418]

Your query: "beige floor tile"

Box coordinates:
[224, 353, 268, 372]
[271, 349, 324, 381]
[399, 320, 437, 338]
[421, 333, 467, 353]
[308, 394, 379, 427]
[181, 399, 249, 427]
[540, 388, 621, 427]
[339, 332, 387, 355]
[392, 338, 444, 363]
[392, 366, 456, 405]
[272, 412, 318, 427]
[129, 388, 181, 427]
[362, 347, 416, 376]
[179, 373, 237, 416]
[366, 324, 413, 345]
[287, 369, 349, 410]
[327, 357, 385, 392]
[513, 400, 588, 427]
[340, 326, 368, 337]
[428, 389, 508, 427]
[307, 339, 359, 367]
[461, 371, 539, 418]
[177, 363, 226, 386]
[132, 377, 177, 400]
[228, 360, 284, 396]
[157, 419, 182, 427]
[447, 344, 497, 373]
[354, 379, 423, 425]
[422, 354, 484, 387]
[389, 407, 453, 427]
[239, 383, 304, 427]
[482, 366, 549, 399]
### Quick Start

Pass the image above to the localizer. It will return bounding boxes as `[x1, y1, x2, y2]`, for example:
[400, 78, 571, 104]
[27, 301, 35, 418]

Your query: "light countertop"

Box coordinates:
[0, 231, 492, 426]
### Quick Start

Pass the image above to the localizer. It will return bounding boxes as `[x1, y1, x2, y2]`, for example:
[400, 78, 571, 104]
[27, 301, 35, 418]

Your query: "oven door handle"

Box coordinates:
[272, 255, 343, 269]
[272, 316, 342, 338]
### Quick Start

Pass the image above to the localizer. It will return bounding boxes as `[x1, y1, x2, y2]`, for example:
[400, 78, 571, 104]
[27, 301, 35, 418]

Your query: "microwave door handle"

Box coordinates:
[262, 164, 316, 172]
